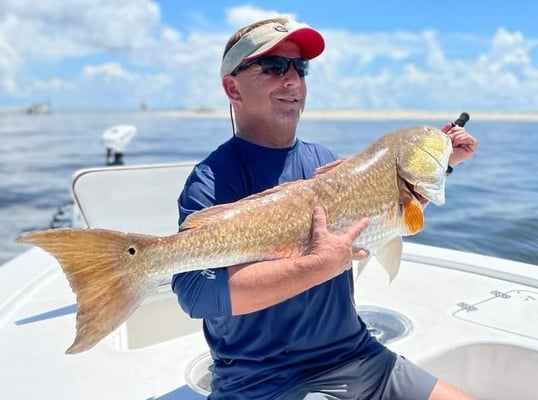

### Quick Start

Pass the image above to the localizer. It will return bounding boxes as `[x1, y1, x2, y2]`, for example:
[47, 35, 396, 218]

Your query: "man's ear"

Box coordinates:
[222, 76, 241, 101]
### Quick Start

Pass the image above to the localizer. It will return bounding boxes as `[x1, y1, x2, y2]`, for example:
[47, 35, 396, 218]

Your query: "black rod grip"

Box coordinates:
[452, 112, 470, 127]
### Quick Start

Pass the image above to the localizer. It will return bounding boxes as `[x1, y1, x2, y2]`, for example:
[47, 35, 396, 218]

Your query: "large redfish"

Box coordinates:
[16, 125, 452, 354]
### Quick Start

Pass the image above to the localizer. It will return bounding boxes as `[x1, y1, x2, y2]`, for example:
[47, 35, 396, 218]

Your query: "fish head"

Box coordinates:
[396, 126, 452, 206]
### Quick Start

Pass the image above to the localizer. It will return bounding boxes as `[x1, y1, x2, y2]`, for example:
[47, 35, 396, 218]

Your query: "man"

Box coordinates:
[173, 17, 477, 400]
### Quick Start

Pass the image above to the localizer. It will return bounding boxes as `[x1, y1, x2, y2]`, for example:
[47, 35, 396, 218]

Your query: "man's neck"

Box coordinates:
[235, 119, 298, 149]
[236, 131, 296, 148]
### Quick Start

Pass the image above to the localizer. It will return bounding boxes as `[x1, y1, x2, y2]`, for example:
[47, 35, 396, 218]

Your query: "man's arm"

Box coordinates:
[175, 166, 369, 318]
[227, 207, 369, 315]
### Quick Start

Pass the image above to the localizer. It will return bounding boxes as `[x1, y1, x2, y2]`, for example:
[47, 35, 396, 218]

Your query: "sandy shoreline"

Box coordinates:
[151, 108, 538, 121]
[2, 106, 537, 121]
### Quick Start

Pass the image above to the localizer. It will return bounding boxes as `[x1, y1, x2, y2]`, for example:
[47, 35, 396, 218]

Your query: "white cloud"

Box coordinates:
[84, 63, 135, 81]
[308, 25, 538, 111]
[1, 2, 538, 111]
[0, 33, 19, 69]
[77, 62, 174, 107]
[0, 0, 162, 60]
[0, 34, 20, 95]
[31, 77, 73, 91]
[225, 5, 297, 27]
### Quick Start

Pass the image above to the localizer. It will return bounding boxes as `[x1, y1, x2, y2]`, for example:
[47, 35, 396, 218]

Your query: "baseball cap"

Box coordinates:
[220, 20, 325, 78]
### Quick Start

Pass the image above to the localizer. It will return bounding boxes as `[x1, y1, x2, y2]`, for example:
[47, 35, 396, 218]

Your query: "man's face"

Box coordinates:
[232, 40, 307, 128]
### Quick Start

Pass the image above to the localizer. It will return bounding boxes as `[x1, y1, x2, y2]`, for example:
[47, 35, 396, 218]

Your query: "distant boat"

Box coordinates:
[26, 102, 51, 114]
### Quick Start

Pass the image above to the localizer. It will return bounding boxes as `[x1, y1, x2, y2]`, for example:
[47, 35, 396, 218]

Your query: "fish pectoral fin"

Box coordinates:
[403, 199, 424, 234]
[353, 255, 372, 282]
[375, 237, 403, 282]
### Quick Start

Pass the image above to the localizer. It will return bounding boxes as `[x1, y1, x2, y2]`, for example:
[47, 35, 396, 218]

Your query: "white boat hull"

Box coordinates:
[3, 162, 537, 399]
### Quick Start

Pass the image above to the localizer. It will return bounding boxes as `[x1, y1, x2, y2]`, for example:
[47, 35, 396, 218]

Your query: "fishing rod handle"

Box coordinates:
[453, 112, 470, 127]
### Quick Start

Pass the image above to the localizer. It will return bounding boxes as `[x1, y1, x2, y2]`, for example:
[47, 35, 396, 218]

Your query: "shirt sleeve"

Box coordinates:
[171, 164, 233, 319]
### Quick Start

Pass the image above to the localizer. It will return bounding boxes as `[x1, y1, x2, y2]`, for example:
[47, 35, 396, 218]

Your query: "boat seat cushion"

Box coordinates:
[72, 162, 195, 235]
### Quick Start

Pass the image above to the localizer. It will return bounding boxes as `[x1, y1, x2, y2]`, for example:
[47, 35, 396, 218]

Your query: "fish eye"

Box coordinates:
[128, 247, 136, 255]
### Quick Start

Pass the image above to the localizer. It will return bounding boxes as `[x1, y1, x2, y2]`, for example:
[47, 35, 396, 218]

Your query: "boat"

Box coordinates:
[1, 161, 537, 399]
[25, 102, 51, 114]
[47, 124, 137, 229]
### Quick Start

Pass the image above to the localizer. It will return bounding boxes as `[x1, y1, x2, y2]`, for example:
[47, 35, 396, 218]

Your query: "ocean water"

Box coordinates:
[0, 109, 536, 266]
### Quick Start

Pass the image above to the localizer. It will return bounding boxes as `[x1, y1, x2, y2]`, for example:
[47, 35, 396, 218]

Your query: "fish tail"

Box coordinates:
[16, 228, 159, 354]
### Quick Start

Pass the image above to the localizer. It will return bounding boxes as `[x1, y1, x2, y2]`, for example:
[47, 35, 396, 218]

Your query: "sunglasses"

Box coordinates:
[231, 56, 309, 77]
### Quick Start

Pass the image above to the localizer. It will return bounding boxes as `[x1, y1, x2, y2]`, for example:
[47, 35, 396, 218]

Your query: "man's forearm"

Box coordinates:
[227, 255, 339, 315]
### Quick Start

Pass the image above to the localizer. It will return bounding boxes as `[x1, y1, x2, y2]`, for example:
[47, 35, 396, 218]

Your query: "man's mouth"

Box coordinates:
[277, 97, 299, 103]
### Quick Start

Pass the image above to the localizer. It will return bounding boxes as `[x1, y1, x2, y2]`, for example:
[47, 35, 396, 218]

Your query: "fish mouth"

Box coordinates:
[404, 181, 430, 205]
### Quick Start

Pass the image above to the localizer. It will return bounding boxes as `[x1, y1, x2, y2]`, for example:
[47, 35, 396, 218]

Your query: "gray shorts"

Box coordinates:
[277, 350, 437, 400]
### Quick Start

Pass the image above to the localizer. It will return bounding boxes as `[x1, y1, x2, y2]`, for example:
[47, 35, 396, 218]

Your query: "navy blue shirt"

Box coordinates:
[172, 136, 385, 399]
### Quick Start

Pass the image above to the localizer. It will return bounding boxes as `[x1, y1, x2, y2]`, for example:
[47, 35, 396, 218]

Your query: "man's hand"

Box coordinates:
[441, 123, 478, 166]
[307, 206, 369, 278]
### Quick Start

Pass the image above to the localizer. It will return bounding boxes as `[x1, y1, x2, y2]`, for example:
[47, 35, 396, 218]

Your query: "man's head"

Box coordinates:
[221, 17, 325, 147]
[220, 17, 325, 78]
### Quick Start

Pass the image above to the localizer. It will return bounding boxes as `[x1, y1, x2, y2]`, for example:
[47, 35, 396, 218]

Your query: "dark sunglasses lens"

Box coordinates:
[258, 57, 309, 77]
[294, 59, 309, 77]
[259, 57, 288, 75]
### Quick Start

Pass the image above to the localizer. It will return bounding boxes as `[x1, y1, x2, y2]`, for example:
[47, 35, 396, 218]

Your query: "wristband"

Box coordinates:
[446, 165, 453, 175]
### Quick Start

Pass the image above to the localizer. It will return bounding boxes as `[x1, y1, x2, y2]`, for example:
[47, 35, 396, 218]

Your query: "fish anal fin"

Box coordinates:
[403, 199, 424, 234]
[16, 228, 157, 354]
[375, 237, 403, 282]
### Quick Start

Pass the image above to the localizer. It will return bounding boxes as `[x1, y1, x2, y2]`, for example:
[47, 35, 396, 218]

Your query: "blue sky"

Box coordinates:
[1, 1, 537, 111]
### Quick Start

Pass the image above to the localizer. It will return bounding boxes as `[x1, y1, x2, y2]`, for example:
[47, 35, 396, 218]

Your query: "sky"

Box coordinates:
[1, 1, 538, 111]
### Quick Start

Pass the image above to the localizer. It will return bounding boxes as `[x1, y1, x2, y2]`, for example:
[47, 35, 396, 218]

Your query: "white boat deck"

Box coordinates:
[358, 246, 538, 400]
[2, 162, 537, 399]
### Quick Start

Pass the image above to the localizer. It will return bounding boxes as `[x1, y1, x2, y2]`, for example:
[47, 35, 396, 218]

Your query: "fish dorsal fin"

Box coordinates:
[181, 181, 298, 230]
[313, 158, 347, 176]
[181, 203, 236, 229]
[376, 237, 403, 282]
[403, 199, 424, 234]
[182, 159, 346, 230]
